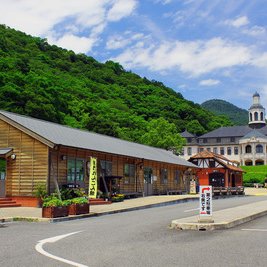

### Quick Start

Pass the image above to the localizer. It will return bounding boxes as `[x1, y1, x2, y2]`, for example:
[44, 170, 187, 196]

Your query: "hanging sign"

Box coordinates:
[199, 186, 212, 216]
[89, 157, 97, 199]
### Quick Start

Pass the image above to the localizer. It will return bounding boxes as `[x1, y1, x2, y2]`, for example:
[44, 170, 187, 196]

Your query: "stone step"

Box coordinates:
[0, 203, 21, 208]
[0, 198, 13, 202]
[0, 200, 17, 204]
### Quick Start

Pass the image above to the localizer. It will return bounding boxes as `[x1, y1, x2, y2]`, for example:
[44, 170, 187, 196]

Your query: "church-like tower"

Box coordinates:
[248, 92, 266, 128]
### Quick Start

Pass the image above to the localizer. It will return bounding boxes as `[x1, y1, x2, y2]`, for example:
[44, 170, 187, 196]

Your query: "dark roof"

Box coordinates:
[240, 129, 267, 140]
[180, 130, 195, 138]
[199, 125, 252, 138]
[249, 104, 264, 109]
[0, 148, 13, 157]
[0, 110, 196, 168]
[253, 92, 260, 97]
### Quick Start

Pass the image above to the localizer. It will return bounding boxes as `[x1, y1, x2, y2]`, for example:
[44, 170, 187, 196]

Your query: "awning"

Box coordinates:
[0, 148, 13, 158]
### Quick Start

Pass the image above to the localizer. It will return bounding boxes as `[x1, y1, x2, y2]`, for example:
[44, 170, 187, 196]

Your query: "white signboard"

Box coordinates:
[199, 186, 212, 216]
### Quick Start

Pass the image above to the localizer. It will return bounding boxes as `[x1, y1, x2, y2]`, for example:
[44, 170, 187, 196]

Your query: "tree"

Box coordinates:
[140, 118, 186, 154]
[186, 120, 206, 135]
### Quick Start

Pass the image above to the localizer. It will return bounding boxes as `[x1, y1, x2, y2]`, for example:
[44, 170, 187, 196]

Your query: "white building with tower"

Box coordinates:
[181, 92, 267, 166]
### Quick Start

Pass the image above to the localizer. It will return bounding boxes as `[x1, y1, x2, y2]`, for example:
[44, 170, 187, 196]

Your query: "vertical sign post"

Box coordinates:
[199, 185, 213, 223]
[89, 157, 97, 199]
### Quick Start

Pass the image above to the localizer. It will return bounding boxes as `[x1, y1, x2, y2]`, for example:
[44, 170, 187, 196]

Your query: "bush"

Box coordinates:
[34, 184, 48, 200]
[111, 194, 125, 202]
[69, 197, 88, 204]
[60, 187, 86, 200]
[42, 196, 69, 207]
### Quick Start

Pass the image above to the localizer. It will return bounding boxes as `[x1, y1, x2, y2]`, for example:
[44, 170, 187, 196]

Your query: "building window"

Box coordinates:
[234, 147, 239, 155]
[100, 160, 112, 177]
[261, 112, 264, 121]
[180, 148, 184, 156]
[230, 137, 235, 142]
[245, 145, 252, 154]
[198, 148, 204, 152]
[67, 158, 85, 182]
[256, 144, 263, 153]
[254, 112, 258, 121]
[203, 138, 207, 143]
[227, 147, 231, 155]
[124, 164, 135, 184]
[207, 147, 211, 152]
[187, 147, 192, 156]
[209, 160, 215, 168]
[220, 147, 224, 155]
[160, 168, 168, 184]
[217, 138, 221, 143]
[174, 170, 180, 184]
[187, 138, 192, 143]
[213, 147, 217, 154]
[250, 113, 252, 121]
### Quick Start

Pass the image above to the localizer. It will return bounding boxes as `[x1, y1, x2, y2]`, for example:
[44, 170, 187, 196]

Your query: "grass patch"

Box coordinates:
[241, 165, 267, 185]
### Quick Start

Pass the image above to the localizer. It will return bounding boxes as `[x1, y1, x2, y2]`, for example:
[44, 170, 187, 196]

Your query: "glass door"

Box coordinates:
[144, 167, 153, 196]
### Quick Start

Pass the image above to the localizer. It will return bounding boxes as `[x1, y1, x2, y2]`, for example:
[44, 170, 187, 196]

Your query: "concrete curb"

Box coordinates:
[0, 197, 199, 223]
[171, 207, 267, 231]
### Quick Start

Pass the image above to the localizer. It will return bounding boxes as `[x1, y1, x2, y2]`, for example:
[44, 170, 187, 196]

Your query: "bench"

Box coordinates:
[253, 183, 263, 188]
[120, 192, 143, 198]
[167, 190, 184, 195]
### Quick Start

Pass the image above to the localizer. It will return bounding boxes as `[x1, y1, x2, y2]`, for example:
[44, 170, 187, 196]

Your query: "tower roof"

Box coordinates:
[253, 91, 260, 97]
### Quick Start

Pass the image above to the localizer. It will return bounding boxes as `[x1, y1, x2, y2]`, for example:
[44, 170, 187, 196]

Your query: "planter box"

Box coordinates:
[42, 206, 69, 218]
[68, 203, 90, 215]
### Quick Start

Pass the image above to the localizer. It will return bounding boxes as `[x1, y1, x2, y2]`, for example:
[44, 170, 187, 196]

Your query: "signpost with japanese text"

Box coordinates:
[199, 186, 213, 221]
[89, 157, 97, 199]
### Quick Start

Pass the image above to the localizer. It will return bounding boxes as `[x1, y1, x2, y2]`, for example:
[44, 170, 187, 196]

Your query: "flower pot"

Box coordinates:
[42, 206, 69, 218]
[68, 203, 90, 215]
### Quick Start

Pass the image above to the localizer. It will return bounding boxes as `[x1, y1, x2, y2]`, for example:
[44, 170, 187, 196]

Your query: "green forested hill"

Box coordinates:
[201, 99, 248, 126]
[0, 24, 231, 148]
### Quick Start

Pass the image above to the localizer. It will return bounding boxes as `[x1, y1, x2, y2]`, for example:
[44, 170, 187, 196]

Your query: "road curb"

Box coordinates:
[0, 197, 199, 223]
[171, 208, 267, 231]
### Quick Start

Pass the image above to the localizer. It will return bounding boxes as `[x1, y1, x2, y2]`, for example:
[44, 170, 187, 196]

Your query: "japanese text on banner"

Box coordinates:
[89, 157, 97, 199]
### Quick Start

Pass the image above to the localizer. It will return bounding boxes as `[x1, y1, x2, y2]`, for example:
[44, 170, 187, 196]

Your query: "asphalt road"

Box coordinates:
[1, 195, 267, 267]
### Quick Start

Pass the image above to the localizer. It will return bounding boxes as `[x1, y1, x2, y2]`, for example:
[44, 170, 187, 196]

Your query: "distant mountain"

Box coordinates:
[201, 99, 248, 126]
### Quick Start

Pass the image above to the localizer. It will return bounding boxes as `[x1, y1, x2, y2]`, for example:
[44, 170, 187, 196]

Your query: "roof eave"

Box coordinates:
[0, 113, 55, 148]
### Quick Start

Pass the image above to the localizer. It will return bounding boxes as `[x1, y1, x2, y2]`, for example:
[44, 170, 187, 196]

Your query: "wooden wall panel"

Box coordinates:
[0, 119, 49, 196]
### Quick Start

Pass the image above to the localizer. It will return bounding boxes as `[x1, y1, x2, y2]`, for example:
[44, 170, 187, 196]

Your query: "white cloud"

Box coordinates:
[199, 79, 220, 86]
[243, 26, 266, 37]
[49, 34, 96, 54]
[113, 37, 252, 76]
[106, 32, 144, 50]
[0, 0, 137, 53]
[154, 0, 172, 5]
[225, 16, 249, 28]
[107, 0, 137, 21]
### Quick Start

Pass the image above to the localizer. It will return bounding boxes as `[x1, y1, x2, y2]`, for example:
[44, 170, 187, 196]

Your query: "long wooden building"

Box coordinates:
[0, 110, 197, 206]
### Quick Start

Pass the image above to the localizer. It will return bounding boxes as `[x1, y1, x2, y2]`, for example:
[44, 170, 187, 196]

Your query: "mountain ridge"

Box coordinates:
[201, 99, 248, 126]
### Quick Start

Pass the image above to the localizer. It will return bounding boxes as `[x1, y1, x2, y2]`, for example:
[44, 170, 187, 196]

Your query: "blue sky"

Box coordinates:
[1, 0, 267, 109]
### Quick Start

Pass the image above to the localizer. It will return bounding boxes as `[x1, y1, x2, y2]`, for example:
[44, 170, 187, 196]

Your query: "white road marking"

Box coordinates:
[184, 208, 199, 213]
[241, 229, 267, 232]
[35, 231, 88, 267]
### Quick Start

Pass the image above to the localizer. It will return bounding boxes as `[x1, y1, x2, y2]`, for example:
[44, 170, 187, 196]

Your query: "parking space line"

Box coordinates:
[241, 229, 267, 232]
[184, 208, 199, 213]
[35, 231, 88, 267]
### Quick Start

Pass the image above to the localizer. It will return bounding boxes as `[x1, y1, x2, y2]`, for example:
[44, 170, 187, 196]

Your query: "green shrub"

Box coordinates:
[241, 165, 267, 184]
[34, 184, 48, 200]
[42, 197, 69, 207]
[69, 197, 88, 204]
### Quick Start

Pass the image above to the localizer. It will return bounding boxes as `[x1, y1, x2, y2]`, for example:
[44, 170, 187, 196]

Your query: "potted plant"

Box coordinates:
[111, 194, 125, 202]
[68, 197, 89, 215]
[34, 184, 48, 208]
[42, 197, 69, 218]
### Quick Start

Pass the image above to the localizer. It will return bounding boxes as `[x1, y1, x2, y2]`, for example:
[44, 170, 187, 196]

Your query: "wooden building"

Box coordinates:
[0, 110, 197, 206]
[189, 150, 244, 189]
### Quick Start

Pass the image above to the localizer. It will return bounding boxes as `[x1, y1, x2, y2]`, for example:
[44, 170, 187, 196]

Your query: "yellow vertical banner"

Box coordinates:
[89, 157, 97, 199]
